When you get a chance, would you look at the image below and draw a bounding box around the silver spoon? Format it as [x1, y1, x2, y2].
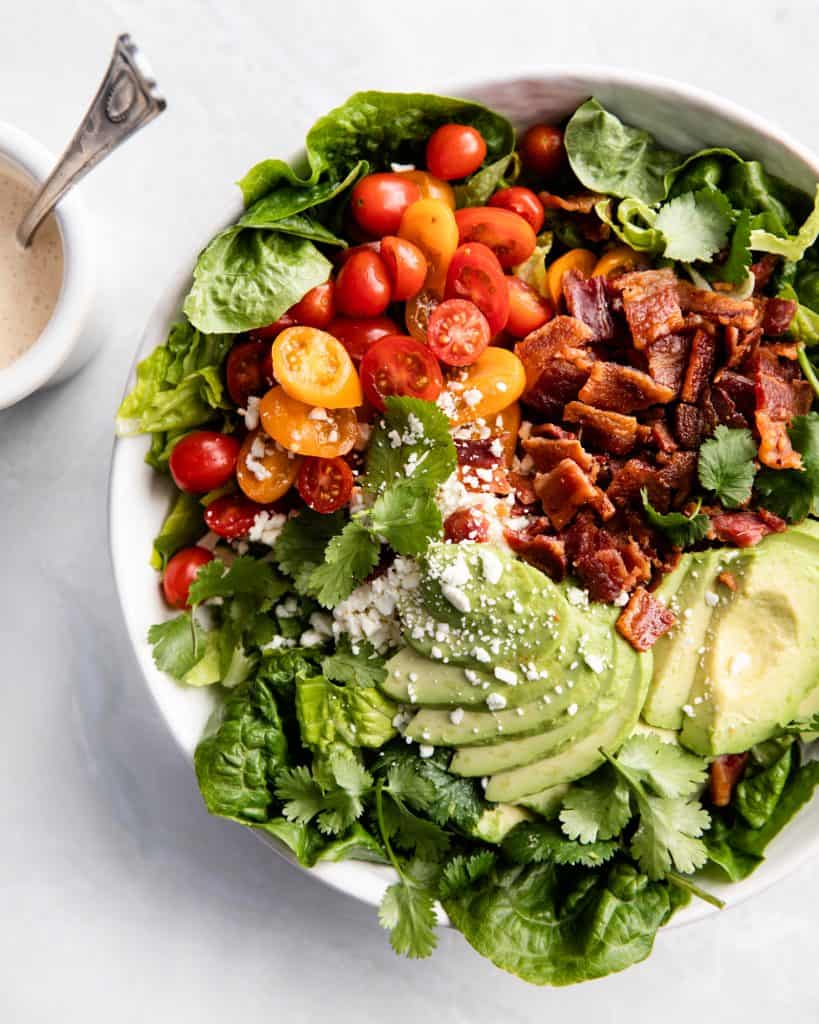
[17, 34, 166, 248]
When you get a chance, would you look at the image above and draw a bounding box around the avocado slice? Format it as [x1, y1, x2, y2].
[513, 784, 570, 818]
[680, 530, 819, 755]
[484, 649, 653, 803]
[469, 804, 533, 843]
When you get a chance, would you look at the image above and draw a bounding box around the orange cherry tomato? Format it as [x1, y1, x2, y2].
[444, 242, 510, 335]
[236, 428, 303, 503]
[272, 327, 362, 409]
[350, 173, 422, 237]
[428, 299, 491, 367]
[546, 248, 597, 307]
[380, 236, 428, 301]
[398, 198, 459, 294]
[259, 387, 358, 458]
[519, 124, 565, 178]
[297, 457, 354, 513]
[426, 124, 487, 181]
[396, 169, 456, 209]
[488, 187, 545, 233]
[327, 316, 399, 362]
[405, 289, 440, 343]
[163, 547, 214, 609]
[592, 245, 650, 277]
[454, 207, 537, 270]
[442, 347, 526, 425]
[335, 249, 392, 317]
[251, 281, 335, 338]
[505, 277, 554, 338]
[360, 335, 444, 411]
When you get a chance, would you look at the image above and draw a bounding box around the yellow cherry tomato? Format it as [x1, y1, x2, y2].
[272, 326, 362, 408]
[397, 169, 456, 209]
[236, 429, 302, 503]
[458, 400, 521, 465]
[444, 348, 526, 426]
[592, 244, 650, 278]
[260, 386, 358, 458]
[404, 288, 440, 343]
[546, 248, 597, 307]
[398, 198, 459, 295]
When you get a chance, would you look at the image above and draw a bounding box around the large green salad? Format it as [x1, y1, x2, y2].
[118, 91, 819, 985]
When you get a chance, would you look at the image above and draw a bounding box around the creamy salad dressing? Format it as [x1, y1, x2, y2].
[0, 158, 63, 370]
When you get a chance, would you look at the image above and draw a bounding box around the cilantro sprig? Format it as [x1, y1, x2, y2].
[698, 426, 758, 508]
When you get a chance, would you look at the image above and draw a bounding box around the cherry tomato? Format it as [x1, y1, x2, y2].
[426, 124, 487, 181]
[360, 335, 444, 411]
[350, 173, 422, 237]
[405, 289, 440, 343]
[333, 241, 382, 268]
[519, 124, 565, 178]
[488, 187, 545, 233]
[335, 249, 392, 317]
[455, 208, 536, 270]
[162, 547, 213, 609]
[204, 494, 265, 539]
[297, 456, 354, 513]
[236, 429, 303, 503]
[444, 242, 510, 335]
[398, 198, 459, 293]
[272, 326, 362, 408]
[260, 387, 358, 458]
[380, 236, 427, 301]
[225, 340, 275, 407]
[251, 282, 335, 338]
[505, 277, 554, 338]
[546, 248, 597, 306]
[444, 508, 490, 543]
[443, 347, 527, 425]
[396, 170, 456, 208]
[327, 316, 399, 362]
[592, 245, 649, 277]
[428, 299, 491, 367]
[169, 431, 240, 493]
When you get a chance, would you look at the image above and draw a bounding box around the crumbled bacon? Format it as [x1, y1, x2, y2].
[444, 508, 491, 544]
[656, 450, 698, 506]
[534, 458, 601, 530]
[615, 269, 684, 347]
[709, 754, 750, 807]
[522, 435, 593, 473]
[504, 521, 567, 580]
[454, 437, 504, 468]
[578, 360, 675, 412]
[648, 417, 679, 453]
[710, 510, 786, 547]
[762, 297, 797, 336]
[753, 349, 813, 470]
[516, 315, 594, 389]
[606, 458, 670, 511]
[508, 471, 538, 508]
[563, 401, 639, 455]
[539, 192, 600, 214]
[750, 255, 779, 292]
[646, 333, 690, 394]
[616, 587, 676, 651]
[576, 548, 633, 602]
[717, 570, 738, 591]
[677, 282, 764, 331]
[680, 329, 717, 404]
[562, 271, 616, 341]
[672, 402, 708, 449]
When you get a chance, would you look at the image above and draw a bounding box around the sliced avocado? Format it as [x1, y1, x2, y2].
[793, 518, 819, 543]
[681, 530, 819, 755]
[484, 650, 653, 803]
[630, 720, 681, 746]
[513, 783, 570, 819]
[469, 804, 532, 843]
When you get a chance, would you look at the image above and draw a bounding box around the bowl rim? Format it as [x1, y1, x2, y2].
[109, 63, 819, 932]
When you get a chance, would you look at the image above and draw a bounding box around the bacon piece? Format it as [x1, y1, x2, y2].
[680, 329, 717, 403]
[677, 282, 765, 330]
[531, 422, 577, 440]
[615, 269, 684, 347]
[562, 271, 616, 341]
[539, 192, 600, 214]
[648, 417, 679, 453]
[710, 754, 750, 807]
[762, 297, 797, 336]
[578, 360, 675, 412]
[717, 570, 738, 592]
[657, 450, 698, 506]
[672, 402, 707, 449]
[711, 510, 787, 548]
[444, 508, 490, 543]
[724, 325, 762, 369]
[576, 548, 633, 603]
[607, 458, 671, 512]
[713, 369, 756, 425]
[504, 522, 567, 580]
[522, 436, 593, 473]
[516, 316, 596, 419]
[751, 255, 779, 292]
[454, 437, 503, 468]
[616, 586, 676, 651]
[516, 315, 594, 389]
[646, 333, 690, 394]
[534, 458, 600, 530]
[563, 401, 639, 455]
[753, 350, 812, 470]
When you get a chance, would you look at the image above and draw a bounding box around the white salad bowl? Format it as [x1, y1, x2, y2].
[109, 66, 819, 931]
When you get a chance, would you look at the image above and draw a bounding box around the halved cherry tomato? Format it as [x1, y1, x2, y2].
[444, 508, 490, 543]
[592, 244, 649, 277]
[398, 198, 459, 294]
[428, 299, 491, 367]
[426, 124, 487, 181]
[225, 340, 275, 407]
[360, 335, 444, 411]
[546, 248, 597, 306]
[396, 170, 456, 209]
[297, 457, 354, 513]
[251, 281, 335, 338]
[327, 316, 399, 362]
[169, 431, 240, 493]
[443, 347, 526, 425]
[488, 187, 545, 233]
[454, 208, 536, 270]
[519, 124, 565, 178]
[236, 428, 303, 502]
[405, 289, 440, 343]
[380, 236, 427, 301]
[505, 277, 554, 338]
[335, 250, 392, 317]
[260, 387, 358, 458]
[204, 494, 265, 539]
[444, 242, 510, 335]
[163, 547, 213, 609]
[272, 326, 362, 408]
[350, 173, 422, 236]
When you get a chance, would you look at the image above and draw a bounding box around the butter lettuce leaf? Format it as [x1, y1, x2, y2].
[750, 184, 819, 260]
[150, 490, 204, 570]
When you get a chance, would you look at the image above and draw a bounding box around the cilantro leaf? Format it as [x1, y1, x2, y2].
[629, 795, 711, 878]
[559, 767, 632, 843]
[719, 208, 752, 285]
[641, 489, 710, 548]
[187, 556, 288, 610]
[366, 396, 456, 493]
[389, 803, 450, 860]
[273, 508, 345, 575]
[308, 521, 380, 608]
[502, 821, 618, 867]
[321, 638, 387, 689]
[655, 188, 733, 263]
[275, 765, 326, 825]
[369, 481, 442, 556]
[274, 750, 373, 836]
[755, 413, 819, 520]
[438, 851, 496, 899]
[615, 735, 709, 798]
[147, 614, 205, 679]
[698, 425, 757, 507]
[378, 881, 438, 959]
[385, 761, 438, 809]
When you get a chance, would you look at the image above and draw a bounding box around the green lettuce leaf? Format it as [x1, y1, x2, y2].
[735, 746, 793, 829]
[750, 184, 819, 260]
[755, 413, 819, 520]
[295, 674, 397, 751]
[150, 490, 204, 570]
[238, 160, 366, 222]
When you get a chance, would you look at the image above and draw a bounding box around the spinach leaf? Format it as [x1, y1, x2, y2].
[239, 161, 366, 222]
[240, 209, 348, 247]
[150, 490, 204, 570]
[735, 746, 793, 829]
[454, 154, 515, 208]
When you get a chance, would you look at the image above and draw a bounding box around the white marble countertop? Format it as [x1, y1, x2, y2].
[2, 1, 818, 1019]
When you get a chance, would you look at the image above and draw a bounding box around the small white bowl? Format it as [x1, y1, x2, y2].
[110, 66, 819, 931]
[0, 123, 97, 410]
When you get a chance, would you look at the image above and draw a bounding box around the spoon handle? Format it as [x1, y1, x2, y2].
[17, 34, 166, 248]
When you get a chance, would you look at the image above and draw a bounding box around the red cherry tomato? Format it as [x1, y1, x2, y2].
[505, 277, 554, 338]
[162, 547, 214, 609]
[444, 508, 491, 543]
[427, 299, 491, 367]
[488, 187, 545, 233]
[335, 250, 392, 317]
[519, 124, 565, 178]
[360, 335, 444, 411]
[455, 208, 537, 270]
[169, 431, 241, 493]
[225, 339, 275, 406]
[350, 173, 422, 236]
[444, 243, 510, 335]
[297, 456, 355, 513]
[327, 316, 399, 362]
[426, 124, 487, 181]
[251, 281, 335, 339]
[380, 236, 427, 301]
[204, 494, 265, 539]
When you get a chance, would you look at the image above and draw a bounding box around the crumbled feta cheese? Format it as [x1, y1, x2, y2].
[441, 584, 471, 613]
[682, 704, 695, 718]
[436, 390, 458, 418]
[613, 590, 630, 607]
[449, 708, 465, 725]
[248, 510, 287, 546]
[496, 381, 507, 393]
[331, 556, 420, 653]
[566, 586, 589, 608]
[704, 590, 719, 607]
[300, 629, 325, 647]
[463, 387, 483, 407]
[567, 703, 579, 717]
[418, 744, 435, 758]
[261, 634, 296, 651]
[308, 406, 329, 421]
[472, 646, 491, 664]
[241, 395, 260, 431]
[494, 666, 518, 686]
[479, 548, 503, 585]
[245, 435, 272, 481]
[486, 692, 507, 711]
[431, 645, 443, 660]
[584, 653, 606, 674]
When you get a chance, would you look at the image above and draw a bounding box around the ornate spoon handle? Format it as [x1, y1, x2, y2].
[17, 34, 166, 247]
